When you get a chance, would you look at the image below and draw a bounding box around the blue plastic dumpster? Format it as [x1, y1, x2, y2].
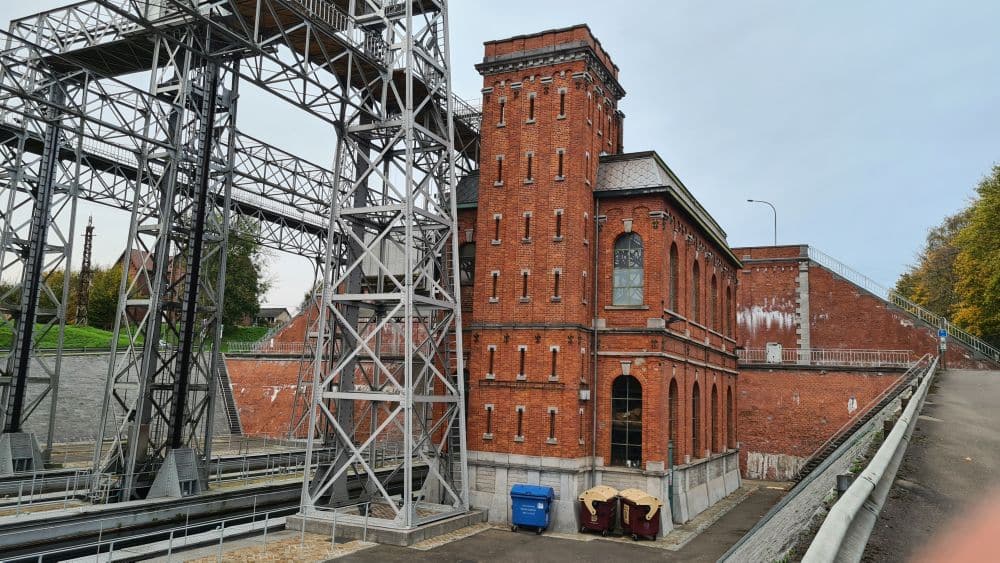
[510, 484, 555, 534]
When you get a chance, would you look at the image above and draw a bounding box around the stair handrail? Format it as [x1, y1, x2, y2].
[793, 353, 932, 481]
[807, 247, 1000, 362]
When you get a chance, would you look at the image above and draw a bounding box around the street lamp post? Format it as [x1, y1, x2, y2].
[747, 199, 777, 246]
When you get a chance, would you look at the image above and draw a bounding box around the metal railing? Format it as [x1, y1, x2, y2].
[738, 348, 915, 368]
[802, 355, 939, 562]
[807, 247, 1000, 363]
[9, 491, 293, 562]
[794, 354, 933, 482]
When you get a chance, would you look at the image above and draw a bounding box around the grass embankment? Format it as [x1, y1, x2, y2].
[0, 323, 269, 351]
[0, 324, 130, 350]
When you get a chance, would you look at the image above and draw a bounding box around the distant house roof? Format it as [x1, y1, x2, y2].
[257, 307, 290, 318]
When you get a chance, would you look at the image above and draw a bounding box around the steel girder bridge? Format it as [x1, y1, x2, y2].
[0, 0, 477, 530]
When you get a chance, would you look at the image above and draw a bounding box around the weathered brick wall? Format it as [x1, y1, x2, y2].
[734, 244, 996, 369]
[225, 357, 302, 436]
[723, 384, 906, 562]
[737, 367, 903, 479]
[734, 247, 802, 349]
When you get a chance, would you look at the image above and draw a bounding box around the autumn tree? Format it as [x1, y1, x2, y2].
[952, 165, 1000, 346]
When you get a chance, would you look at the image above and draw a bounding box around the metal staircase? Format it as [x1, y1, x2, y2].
[216, 357, 243, 436]
[807, 247, 1000, 364]
[792, 354, 935, 482]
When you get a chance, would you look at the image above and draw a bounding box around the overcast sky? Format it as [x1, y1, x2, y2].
[2, 1, 998, 310]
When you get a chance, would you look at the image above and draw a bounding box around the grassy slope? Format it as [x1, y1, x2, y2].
[0, 323, 269, 351]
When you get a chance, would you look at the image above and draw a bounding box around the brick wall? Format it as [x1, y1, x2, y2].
[225, 358, 303, 436]
[738, 367, 904, 479]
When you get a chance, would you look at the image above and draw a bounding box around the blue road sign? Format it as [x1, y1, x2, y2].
[938, 329, 948, 338]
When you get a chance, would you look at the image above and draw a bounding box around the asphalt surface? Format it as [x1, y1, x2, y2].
[862, 369, 1000, 562]
[336, 486, 786, 563]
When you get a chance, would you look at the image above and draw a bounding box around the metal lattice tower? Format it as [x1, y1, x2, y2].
[75, 215, 94, 326]
[0, 0, 475, 514]
[298, 1, 470, 528]
[0, 35, 80, 472]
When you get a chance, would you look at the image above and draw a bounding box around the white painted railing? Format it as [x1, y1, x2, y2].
[738, 348, 915, 368]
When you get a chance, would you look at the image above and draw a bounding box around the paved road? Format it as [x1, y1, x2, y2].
[863, 369, 1000, 562]
[337, 486, 785, 563]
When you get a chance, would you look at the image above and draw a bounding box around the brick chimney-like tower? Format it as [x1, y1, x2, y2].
[466, 26, 624, 459]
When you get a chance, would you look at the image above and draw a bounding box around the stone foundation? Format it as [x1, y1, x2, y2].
[468, 448, 741, 535]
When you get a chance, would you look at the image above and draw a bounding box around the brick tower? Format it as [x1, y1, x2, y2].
[463, 25, 625, 525]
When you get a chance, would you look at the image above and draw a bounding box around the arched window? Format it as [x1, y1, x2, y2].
[691, 260, 701, 323]
[691, 381, 701, 457]
[725, 285, 732, 336]
[459, 243, 475, 285]
[613, 233, 644, 306]
[668, 378, 679, 460]
[710, 274, 718, 329]
[711, 384, 720, 453]
[668, 243, 679, 311]
[726, 386, 735, 449]
[611, 374, 642, 467]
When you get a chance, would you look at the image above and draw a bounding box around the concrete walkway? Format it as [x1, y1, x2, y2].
[863, 369, 1000, 562]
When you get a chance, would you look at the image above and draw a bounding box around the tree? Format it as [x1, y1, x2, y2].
[895, 209, 969, 318]
[205, 218, 272, 328]
[88, 264, 123, 331]
[953, 165, 1000, 346]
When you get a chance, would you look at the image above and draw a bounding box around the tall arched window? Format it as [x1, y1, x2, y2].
[691, 260, 701, 323]
[691, 381, 701, 457]
[725, 285, 732, 336]
[711, 384, 720, 453]
[710, 274, 718, 329]
[726, 386, 735, 449]
[611, 374, 642, 467]
[613, 233, 644, 306]
[668, 378, 679, 460]
[459, 243, 475, 285]
[668, 243, 679, 311]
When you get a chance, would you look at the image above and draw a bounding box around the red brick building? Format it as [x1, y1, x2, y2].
[460, 26, 742, 531]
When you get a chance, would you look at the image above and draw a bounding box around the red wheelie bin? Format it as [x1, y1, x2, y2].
[577, 485, 618, 536]
[618, 488, 663, 541]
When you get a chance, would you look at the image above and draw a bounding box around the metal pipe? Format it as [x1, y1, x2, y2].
[591, 200, 600, 483]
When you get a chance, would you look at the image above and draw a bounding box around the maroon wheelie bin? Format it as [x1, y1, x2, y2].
[618, 488, 663, 541]
[577, 485, 618, 536]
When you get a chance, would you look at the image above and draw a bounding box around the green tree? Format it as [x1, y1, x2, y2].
[895, 210, 969, 318]
[88, 264, 123, 330]
[953, 165, 1000, 346]
[207, 219, 271, 328]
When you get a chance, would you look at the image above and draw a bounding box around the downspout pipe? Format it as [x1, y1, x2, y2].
[591, 200, 600, 485]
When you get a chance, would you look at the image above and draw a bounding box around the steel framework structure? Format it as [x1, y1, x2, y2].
[0, 0, 472, 521]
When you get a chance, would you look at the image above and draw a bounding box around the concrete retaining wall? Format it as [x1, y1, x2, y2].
[468, 448, 741, 535]
[16, 353, 229, 445]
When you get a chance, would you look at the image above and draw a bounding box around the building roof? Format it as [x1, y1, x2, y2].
[257, 306, 290, 318]
[595, 151, 740, 266]
[451, 152, 739, 266]
[456, 173, 479, 209]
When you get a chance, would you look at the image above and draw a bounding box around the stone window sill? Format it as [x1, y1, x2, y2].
[553, 236, 564, 242]
[519, 297, 531, 304]
[604, 304, 650, 311]
[493, 181, 504, 187]
[546, 438, 558, 445]
[483, 433, 494, 440]
[488, 297, 499, 304]
[490, 239, 501, 246]
[516, 374, 527, 381]
[514, 436, 524, 443]
[550, 296, 562, 303]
